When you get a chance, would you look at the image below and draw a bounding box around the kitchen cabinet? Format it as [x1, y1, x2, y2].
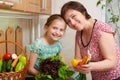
[40, 0, 52, 14]
[25, 0, 40, 13]
[0, 0, 52, 14]
[0, 0, 25, 11]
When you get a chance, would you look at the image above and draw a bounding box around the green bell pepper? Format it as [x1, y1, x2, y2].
[15, 61, 25, 71]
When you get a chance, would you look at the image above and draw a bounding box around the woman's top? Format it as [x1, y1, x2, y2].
[76, 20, 120, 80]
[29, 38, 62, 70]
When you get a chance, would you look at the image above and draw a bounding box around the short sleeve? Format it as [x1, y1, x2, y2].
[29, 39, 41, 54]
[56, 40, 62, 53]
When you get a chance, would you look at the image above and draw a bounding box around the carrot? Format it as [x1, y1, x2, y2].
[79, 55, 88, 66]
[11, 54, 22, 67]
[78, 50, 91, 66]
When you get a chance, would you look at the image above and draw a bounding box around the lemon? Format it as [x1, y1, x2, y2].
[71, 59, 79, 67]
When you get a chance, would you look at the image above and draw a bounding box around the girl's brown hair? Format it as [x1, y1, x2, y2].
[45, 14, 66, 27]
[61, 1, 91, 20]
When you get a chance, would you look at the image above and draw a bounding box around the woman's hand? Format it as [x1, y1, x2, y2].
[74, 63, 91, 74]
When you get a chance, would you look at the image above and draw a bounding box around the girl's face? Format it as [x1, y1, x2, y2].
[45, 19, 66, 41]
[64, 9, 87, 31]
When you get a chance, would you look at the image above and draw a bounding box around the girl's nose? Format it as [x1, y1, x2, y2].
[55, 30, 60, 34]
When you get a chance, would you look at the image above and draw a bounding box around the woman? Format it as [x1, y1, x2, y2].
[61, 1, 120, 80]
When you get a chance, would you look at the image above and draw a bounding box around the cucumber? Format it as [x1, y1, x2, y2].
[7, 59, 13, 72]
[1, 60, 7, 72]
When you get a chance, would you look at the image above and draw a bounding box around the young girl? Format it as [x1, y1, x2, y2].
[28, 14, 67, 75]
[61, 1, 120, 80]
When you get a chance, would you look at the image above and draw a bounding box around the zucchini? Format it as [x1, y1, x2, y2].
[1, 60, 7, 72]
[7, 59, 13, 72]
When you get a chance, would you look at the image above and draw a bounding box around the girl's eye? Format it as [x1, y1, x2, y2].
[53, 27, 57, 30]
[60, 29, 65, 32]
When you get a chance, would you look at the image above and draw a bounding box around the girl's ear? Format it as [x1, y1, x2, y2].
[44, 25, 49, 32]
[45, 25, 48, 30]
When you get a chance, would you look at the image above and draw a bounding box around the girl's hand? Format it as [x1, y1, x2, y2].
[74, 63, 91, 74]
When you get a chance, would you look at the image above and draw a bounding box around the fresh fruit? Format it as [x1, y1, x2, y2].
[3, 53, 12, 61]
[19, 55, 26, 65]
[71, 59, 79, 67]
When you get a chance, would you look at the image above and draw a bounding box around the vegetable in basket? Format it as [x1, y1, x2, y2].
[7, 59, 13, 71]
[35, 55, 74, 80]
[15, 55, 27, 71]
[0, 59, 2, 72]
[11, 54, 22, 68]
[3, 53, 12, 61]
[0, 54, 3, 72]
[1, 60, 7, 72]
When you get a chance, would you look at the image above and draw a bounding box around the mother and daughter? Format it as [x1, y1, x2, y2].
[28, 1, 120, 80]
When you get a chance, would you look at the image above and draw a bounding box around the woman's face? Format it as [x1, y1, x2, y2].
[64, 9, 86, 31]
[45, 19, 66, 41]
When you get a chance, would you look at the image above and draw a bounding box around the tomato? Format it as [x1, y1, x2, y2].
[3, 53, 12, 61]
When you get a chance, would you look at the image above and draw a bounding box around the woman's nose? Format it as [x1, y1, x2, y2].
[69, 19, 75, 25]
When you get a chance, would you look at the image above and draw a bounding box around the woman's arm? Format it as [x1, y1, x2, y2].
[28, 52, 39, 75]
[90, 32, 117, 71]
[75, 32, 117, 74]
[75, 38, 82, 60]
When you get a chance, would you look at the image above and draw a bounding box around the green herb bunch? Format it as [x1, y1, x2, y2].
[35, 55, 74, 80]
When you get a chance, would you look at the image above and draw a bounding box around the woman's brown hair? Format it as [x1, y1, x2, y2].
[61, 1, 91, 20]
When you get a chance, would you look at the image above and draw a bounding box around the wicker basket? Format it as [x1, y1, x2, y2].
[0, 40, 28, 80]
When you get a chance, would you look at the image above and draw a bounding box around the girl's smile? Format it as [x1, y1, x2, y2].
[46, 19, 66, 41]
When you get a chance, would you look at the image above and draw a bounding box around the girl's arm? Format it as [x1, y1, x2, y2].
[28, 52, 39, 75]
[90, 32, 117, 71]
[59, 52, 67, 64]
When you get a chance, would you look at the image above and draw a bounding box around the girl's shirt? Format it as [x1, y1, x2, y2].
[29, 38, 62, 70]
[76, 20, 120, 80]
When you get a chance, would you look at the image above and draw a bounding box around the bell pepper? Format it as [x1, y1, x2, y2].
[0, 59, 2, 72]
[19, 55, 26, 65]
[15, 61, 25, 72]
[3, 53, 12, 61]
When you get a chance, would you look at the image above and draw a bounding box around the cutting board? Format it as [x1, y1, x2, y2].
[15, 27, 23, 55]
[0, 30, 6, 54]
[6, 26, 15, 54]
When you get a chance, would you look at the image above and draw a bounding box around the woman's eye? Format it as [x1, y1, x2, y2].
[66, 20, 70, 24]
[72, 15, 75, 19]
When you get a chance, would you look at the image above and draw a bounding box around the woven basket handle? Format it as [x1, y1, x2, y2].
[0, 40, 27, 57]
